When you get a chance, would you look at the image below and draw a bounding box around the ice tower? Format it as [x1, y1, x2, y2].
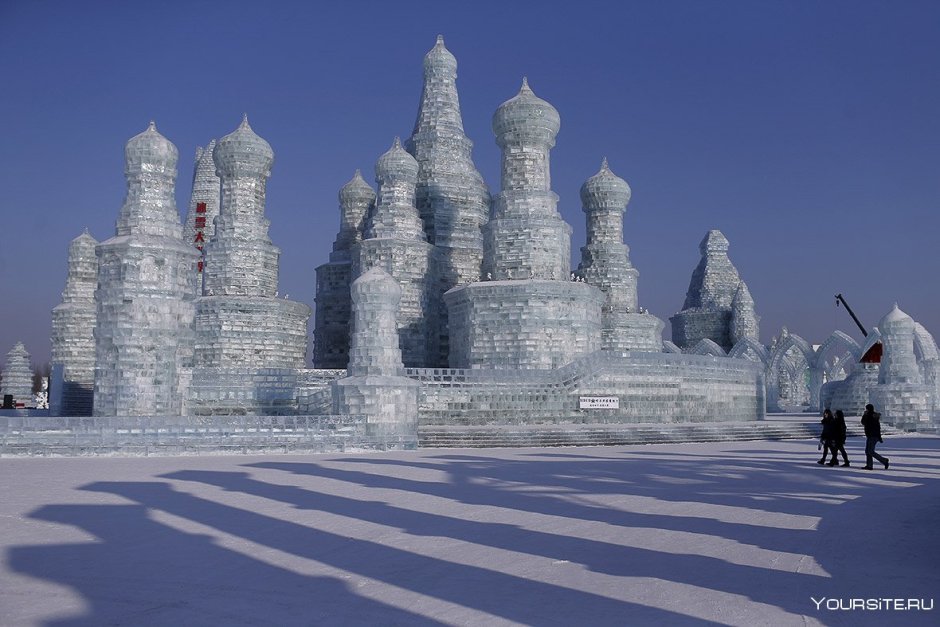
[314, 170, 375, 368]
[406, 36, 490, 366]
[2, 342, 33, 408]
[446, 79, 604, 369]
[332, 268, 419, 438]
[193, 116, 310, 373]
[94, 122, 199, 416]
[870, 304, 932, 428]
[353, 138, 436, 367]
[50, 230, 98, 415]
[577, 159, 663, 351]
[671, 230, 754, 352]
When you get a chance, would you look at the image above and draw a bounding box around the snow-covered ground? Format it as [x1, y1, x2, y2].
[1, 436, 938, 626]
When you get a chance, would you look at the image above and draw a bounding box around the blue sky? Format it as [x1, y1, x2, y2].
[1, 0, 937, 366]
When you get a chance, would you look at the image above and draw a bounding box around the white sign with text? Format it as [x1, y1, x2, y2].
[579, 396, 620, 409]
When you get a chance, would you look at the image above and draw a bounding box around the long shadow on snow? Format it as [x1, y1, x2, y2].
[62, 479, 696, 626]
[7, 502, 441, 627]
[165, 468, 827, 617]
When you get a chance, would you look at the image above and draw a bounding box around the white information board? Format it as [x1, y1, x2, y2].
[579, 396, 620, 409]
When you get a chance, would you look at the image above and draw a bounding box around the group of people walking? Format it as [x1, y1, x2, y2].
[817, 404, 890, 470]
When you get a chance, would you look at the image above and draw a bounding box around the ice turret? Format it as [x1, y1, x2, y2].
[116, 121, 184, 238]
[406, 36, 490, 366]
[50, 230, 98, 415]
[334, 170, 375, 256]
[870, 304, 932, 429]
[368, 138, 425, 240]
[191, 116, 310, 414]
[346, 268, 405, 377]
[203, 115, 279, 297]
[578, 160, 662, 351]
[1, 342, 33, 408]
[878, 304, 921, 385]
[355, 138, 435, 367]
[446, 79, 603, 369]
[484, 78, 568, 281]
[94, 122, 198, 416]
[313, 170, 376, 368]
[332, 268, 419, 439]
[670, 230, 749, 351]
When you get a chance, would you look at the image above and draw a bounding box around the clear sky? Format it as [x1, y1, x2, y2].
[1, 0, 937, 367]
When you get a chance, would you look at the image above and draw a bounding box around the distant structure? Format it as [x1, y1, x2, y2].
[50, 230, 98, 415]
[93, 121, 199, 416]
[671, 230, 757, 352]
[2, 342, 33, 408]
[183, 139, 221, 290]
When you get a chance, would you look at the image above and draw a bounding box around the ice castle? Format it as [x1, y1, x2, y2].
[38, 36, 939, 446]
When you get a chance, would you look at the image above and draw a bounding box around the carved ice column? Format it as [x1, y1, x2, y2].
[353, 138, 435, 367]
[192, 116, 311, 415]
[332, 268, 418, 439]
[870, 304, 931, 428]
[94, 122, 199, 416]
[50, 230, 98, 415]
[313, 170, 375, 368]
[406, 36, 490, 366]
[577, 160, 663, 352]
[446, 79, 603, 369]
[670, 230, 746, 351]
[183, 139, 220, 293]
[2, 342, 33, 407]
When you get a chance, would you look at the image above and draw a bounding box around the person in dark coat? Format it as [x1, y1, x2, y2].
[828, 410, 850, 466]
[817, 409, 837, 465]
[861, 403, 889, 470]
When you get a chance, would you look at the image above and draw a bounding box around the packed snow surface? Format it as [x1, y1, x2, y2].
[2, 437, 938, 626]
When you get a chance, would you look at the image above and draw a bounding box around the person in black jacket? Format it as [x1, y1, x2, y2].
[861, 403, 889, 470]
[828, 410, 850, 466]
[817, 409, 837, 465]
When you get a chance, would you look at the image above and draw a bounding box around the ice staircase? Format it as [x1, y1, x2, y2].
[417, 414, 902, 448]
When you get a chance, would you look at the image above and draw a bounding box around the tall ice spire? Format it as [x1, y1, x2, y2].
[406, 35, 490, 366]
